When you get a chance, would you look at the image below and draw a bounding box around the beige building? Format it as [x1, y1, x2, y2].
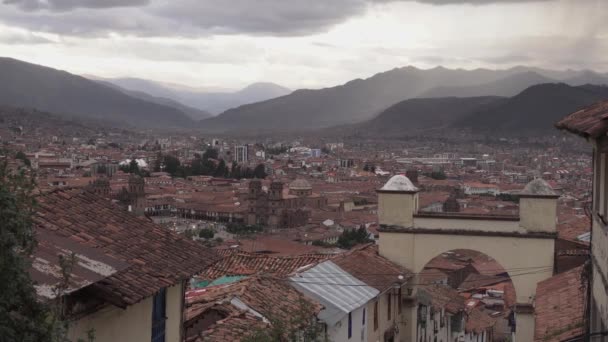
[376, 175, 558, 342]
[556, 101, 608, 340]
[31, 188, 218, 342]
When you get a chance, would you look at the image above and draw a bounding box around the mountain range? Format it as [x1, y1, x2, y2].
[96, 77, 291, 115]
[0, 57, 195, 128]
[2, 56, 608, 135]
[341, 83, 608, 137]
[200, 66, 608, 132]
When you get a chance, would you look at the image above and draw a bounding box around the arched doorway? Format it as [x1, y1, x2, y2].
[416, 249, 523, 342]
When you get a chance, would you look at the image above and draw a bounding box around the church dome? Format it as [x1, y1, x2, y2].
[289, 178, 312, 190]
[379, 175, 418, 192]
[521, 178, 557, 196]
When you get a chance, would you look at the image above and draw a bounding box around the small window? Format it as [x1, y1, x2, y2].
[398, 288, 402, 314]
[387, 293, 392, 320]
[348, 312, 352, 339]
[374, 301, 379, 331]
[152, 288, 167, 342]
[362, 308, 366, 326]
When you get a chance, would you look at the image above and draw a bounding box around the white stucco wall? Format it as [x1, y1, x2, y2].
[328, 305, 367, 342]
[68, 283, 183, 342]
[378, 192, 417, 227]
[519, 197, 557, 232]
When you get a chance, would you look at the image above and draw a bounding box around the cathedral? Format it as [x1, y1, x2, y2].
[246, 178, 327, 228]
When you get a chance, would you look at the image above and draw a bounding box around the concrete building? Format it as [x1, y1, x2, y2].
[234, 144, 249, 164]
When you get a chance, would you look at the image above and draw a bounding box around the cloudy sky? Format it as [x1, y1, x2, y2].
[0, 0, 606, 90]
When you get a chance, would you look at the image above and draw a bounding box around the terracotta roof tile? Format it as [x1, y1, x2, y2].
[33, 188, 220, 306]
[187, 276, 322, 341]
[332, 244, 412, 291]
[555, 100, 608, 138]
[534, 265, 586, 342]
[198, 251, 330, 280]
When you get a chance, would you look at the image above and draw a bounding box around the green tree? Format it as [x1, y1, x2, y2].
[231, 163, 241, 179]
[163, 155, 181, 176]
[15, 151, 31, 167]
[429, 170, 447, 180]
[337, 227, 371, 249]
[213, 160, 227, 178]
[128, 159, 139, 174]
[153, 152, 162, 172]
[198, 228, 215, 239]
[243, 167, 254, 179]
[253, 164, 267, 179]
[202, 148, 219, 160]
[0, 158, 55, 340]
[201, 159, 216, 176]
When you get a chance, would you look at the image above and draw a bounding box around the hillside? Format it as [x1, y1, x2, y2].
[420, 71, 555, 98]
[199, 66, 522, 132]
[455, 83, 608, 134]
[342, 96, 505, 137]
[0, 58, 195, 128]
[0, 106, 104, 138]
[98, 81, 213, 120]
[338, 83, 608, 137]
[100, 77, 291, 114]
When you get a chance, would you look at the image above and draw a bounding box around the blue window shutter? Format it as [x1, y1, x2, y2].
[348, 312, 352, 339]
[152, 288, 167, 342]
[362, 308, 366, 325]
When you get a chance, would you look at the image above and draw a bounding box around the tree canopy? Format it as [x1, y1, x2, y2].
[0, 158, 55, 340]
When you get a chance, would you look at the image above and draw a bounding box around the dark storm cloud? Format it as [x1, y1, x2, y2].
[3, 0, 149, 11]
[0, 0, 369, 37]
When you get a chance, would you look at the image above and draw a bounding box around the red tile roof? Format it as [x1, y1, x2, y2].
[419, 284, 465, 314]
[198, 251, 330, 280]
[534, 265, 587, 342]
[194, 312, 269, 342]
[221, 236, 326, 256]
[33, 188, 220, 306]
[555, 100, 608, 138]
[465, 307, 497, 334]
[332, 244, 412, 291]
[187, 276, 321, 341]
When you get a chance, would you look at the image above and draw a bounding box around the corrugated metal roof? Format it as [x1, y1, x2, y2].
[289, 260, 379, 325]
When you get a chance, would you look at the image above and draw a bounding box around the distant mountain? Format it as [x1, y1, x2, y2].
[0, 58, 195, 128]
[200, 66, 526, 132]
[186, 82, 292, 114]
[455, 83, 608, 134]
[565, 71, 608, 86]
[338, 83, 608, 137]
[420, 71, 555, 98]
[100, 77, 179, 100]
[98, 80, 213, 120]
[200, 66, 608, 133]
[342, 96, 506, 137]
[98, 77, 291, 114]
